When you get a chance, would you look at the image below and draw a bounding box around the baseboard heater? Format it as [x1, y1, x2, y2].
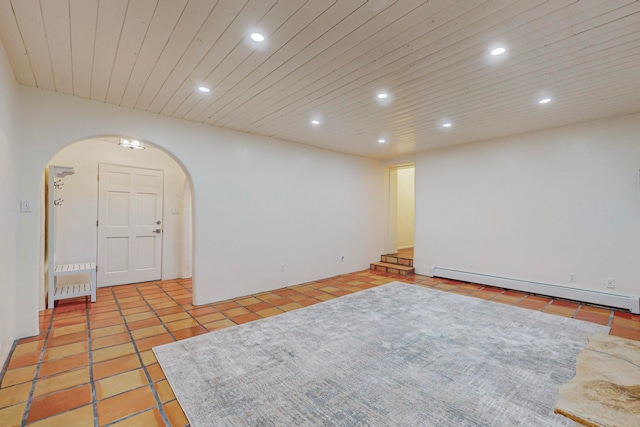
[432, 267, 640, 314]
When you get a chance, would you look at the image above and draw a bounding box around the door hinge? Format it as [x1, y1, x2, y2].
[96, 265, 98, 272]
[96, 220, 99, 226]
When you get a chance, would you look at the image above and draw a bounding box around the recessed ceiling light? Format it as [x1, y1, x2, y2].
[378, 138, 386, 143]
[198, 86, 210, 93]
[539, 98, 552, 104]
[442, 122, 452, 128]
[377, 93, 388, 99]
[491, 47, 506, 56]
[311, 120, 320, 125]
[250, 32, 265, 42]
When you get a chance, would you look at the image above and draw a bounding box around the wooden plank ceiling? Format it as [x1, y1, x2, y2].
[1, 0, 639, 159]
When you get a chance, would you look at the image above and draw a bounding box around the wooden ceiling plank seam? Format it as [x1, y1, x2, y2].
[405, 77, 640, 148]
[180, 0, 308, 121]
[91, 0, 130, 103]
[149, 0, 250, 115]
[102, 0, 132, 104]
[175, 1, 336, 118]
[148, 0, 258, 114]
[208, 0, 450, 127]
[134, 0, 220, 111]
[128, 0, 194, 109]
[0, 0, 36, 86]
[266, 54, 640, 145]
[371, 79, 640, 148]
[185, 0, 366, 122]
[119, 0, 189, 108]
[222, 0, 533, 132]
[225, 0, 544, 130]
[40, 0, 73, 94]
[282, 92, 633, 158]
[69, 0, 98, 98]
[241, 0, 560, 135]
[564, 0, 636, 19]
[398, 22, 637, 112]
[203, 0, 428, 125]
[157, 0, 268, 117]
[171, 2, 280, 120]
[168, 0, 284, 119]
[11, 0, 55, 89]
[37, 0, 58, 90]
[296, 27, 640, 138]
[242, 0, 616, 134]
[252, 0, 588, 135]
[255, 9, 640, 137]
[105, 0, 158, 105]
[532, 6, 640, 51]
[324, 66, 640, 148]
[571, 2, 640, 35]
[195, 0, 385, 124]
[293, 44, 640, 141]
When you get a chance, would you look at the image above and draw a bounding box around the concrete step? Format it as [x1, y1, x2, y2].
[370, 261, 415, 276]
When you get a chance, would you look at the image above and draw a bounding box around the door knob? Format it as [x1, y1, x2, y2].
[152, 229, 162, 234]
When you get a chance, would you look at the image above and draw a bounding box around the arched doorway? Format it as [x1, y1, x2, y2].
[40, 136, 194, 310]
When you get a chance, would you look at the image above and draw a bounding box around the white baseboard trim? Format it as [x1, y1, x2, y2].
[432, 267, 640, 314]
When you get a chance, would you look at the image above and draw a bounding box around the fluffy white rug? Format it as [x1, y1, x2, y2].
[154, 282, 608, 426]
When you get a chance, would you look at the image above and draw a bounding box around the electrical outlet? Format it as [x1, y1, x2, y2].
[606, 278, 615, 289]
[280, 264, 285, 272]
[569, 273, 576, 282]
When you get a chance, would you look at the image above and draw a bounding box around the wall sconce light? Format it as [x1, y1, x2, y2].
[118, 138, 145, 150]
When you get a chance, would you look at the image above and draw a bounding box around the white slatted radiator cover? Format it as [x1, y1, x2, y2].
[432, 267, 640, 314]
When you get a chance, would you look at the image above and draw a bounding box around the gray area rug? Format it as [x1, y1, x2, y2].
[153, 282, 609, 426]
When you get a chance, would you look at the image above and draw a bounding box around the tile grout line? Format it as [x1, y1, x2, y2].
[100, 283, 172, 427]
[572, 305, 581, 319]
[153, 281, 225, 334]
[0, 337, 20, 387]
[89, 295, 100, 427]
[5, 274, 640, 426]
[129, 282, 173, 427]
[540, 298, 555, 311]
[607, 310, 615, 328]
[20, 304, 56, 426]
[141, 286, 195, 336]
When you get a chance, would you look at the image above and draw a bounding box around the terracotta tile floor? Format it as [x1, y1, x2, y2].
[1, 271, 639, 426]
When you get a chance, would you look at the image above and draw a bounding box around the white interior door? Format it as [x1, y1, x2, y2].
[97, 164, 163, 287]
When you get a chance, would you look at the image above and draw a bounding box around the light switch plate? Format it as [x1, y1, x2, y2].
[20, 200, 32, 212]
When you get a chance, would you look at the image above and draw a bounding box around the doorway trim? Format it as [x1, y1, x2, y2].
[386, 164, 415, 256]
[40, 135, 195, 312]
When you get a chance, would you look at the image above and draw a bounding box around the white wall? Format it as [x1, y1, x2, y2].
[415, 113, 640, 299]
[0, 41, 18, 366]
[14, 87, 388, 338]
[49, 139, 188, 283]
[182, 180, 193, 278]
[397, 166, 415, 249]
